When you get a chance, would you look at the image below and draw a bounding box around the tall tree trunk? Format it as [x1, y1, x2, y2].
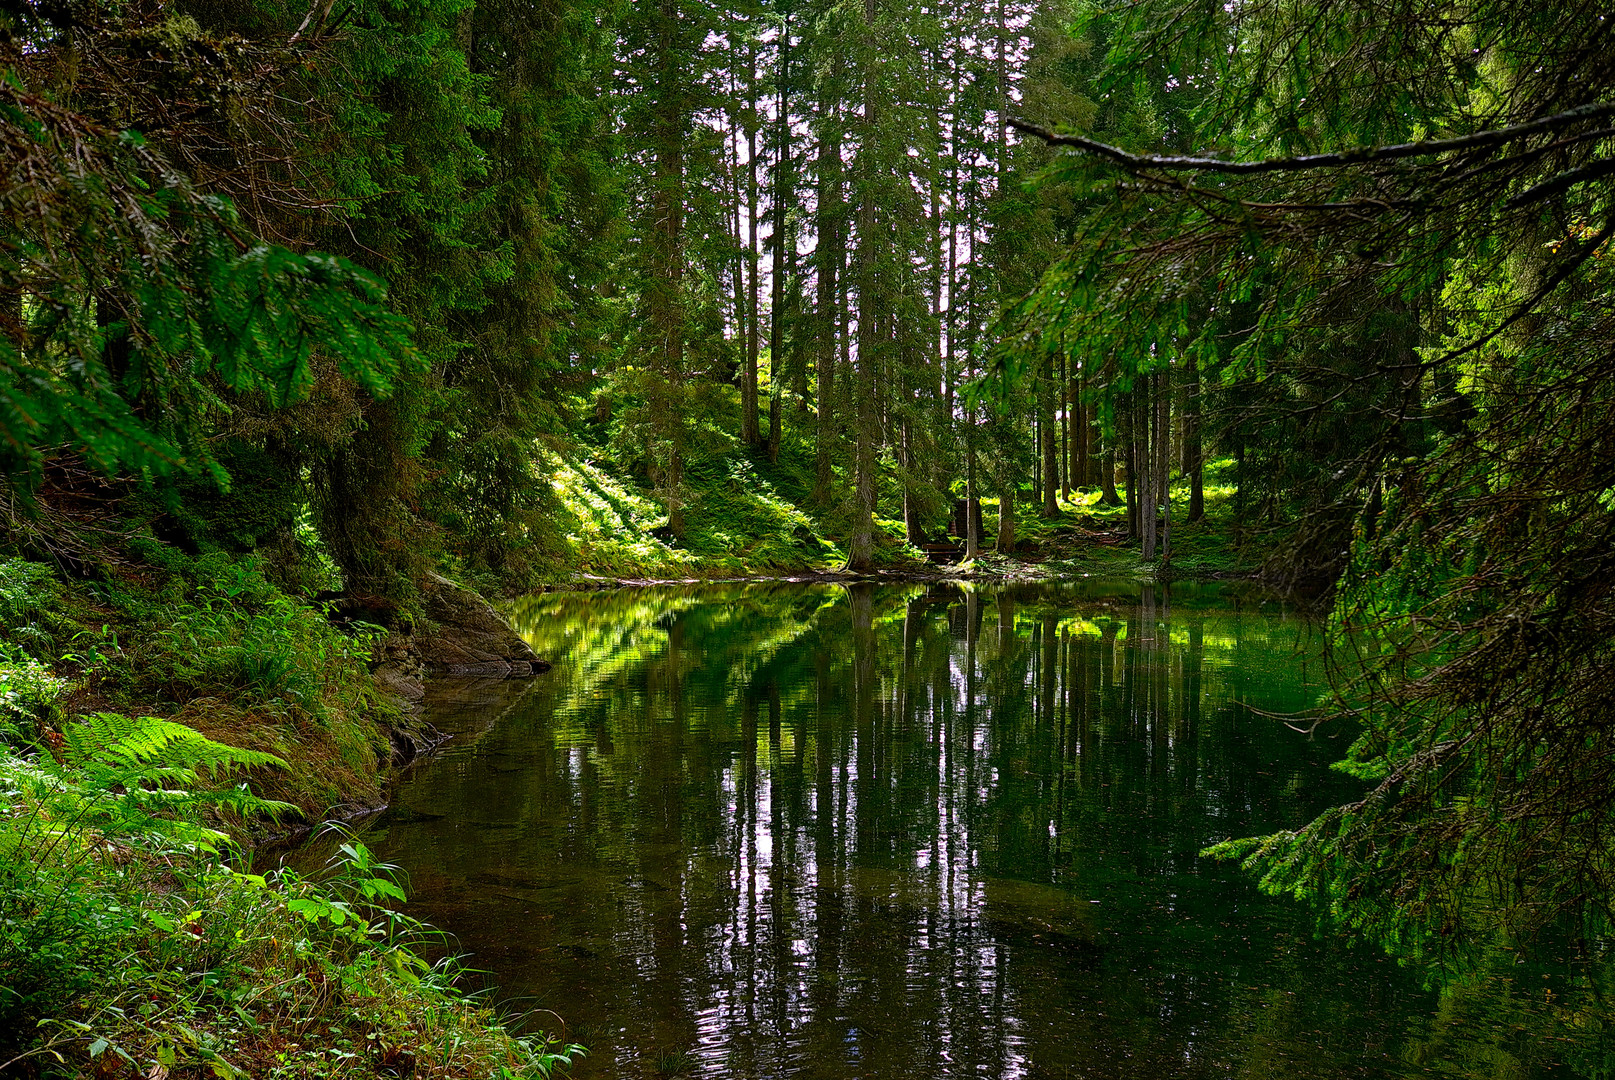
[651, 0, 686, 538]
[1032, 412, 1042, 508]
[726, 70, 746, 388]
[846, 0, 879, 573]
[1060, 349, 1071, 502]
[742, 39, 762, 448]
[1234, 440, 1246, 519]
[1041, 373, 1058, 517]
[930, 85, 950, 501]
[1125, 398, 1139, 539]
[1154, 368, 1171, 557]
[767, 19, 791, 464]
[1100, 433, 1120, 506]
[1074, 373, 1091, 494]
[903, 418, 926, 544]
[1086, 401, 1099, 486]
[996, 465, 1016, 553]
[965, 437, 980, 559]
[1184, 349, 1204, 523]
[1140, 390, 1157, 560]
[812, 121, 842, 504]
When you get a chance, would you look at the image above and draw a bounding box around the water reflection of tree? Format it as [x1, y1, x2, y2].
[382, 586, 1605, 1078]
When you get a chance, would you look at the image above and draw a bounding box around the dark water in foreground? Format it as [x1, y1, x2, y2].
[351, 582, 1613, 1079]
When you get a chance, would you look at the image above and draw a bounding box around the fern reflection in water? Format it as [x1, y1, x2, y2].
[368, 583, 1615, 1080]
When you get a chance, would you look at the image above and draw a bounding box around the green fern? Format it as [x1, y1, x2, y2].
[63, 714, 291, 845]
[63, 712, 282, 775]
[0, 714, 295, 863]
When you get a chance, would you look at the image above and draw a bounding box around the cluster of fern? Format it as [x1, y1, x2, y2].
[0, 712, 581, 1080]
[0, 549, 399, 820]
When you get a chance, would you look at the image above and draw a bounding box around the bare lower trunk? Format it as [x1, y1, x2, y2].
[1185, 350, 1204, 522]
[1153, 370, 1170, 559]
[903, 419, 926, 545]
[1042, 377, 1059, 516]
[1140, 391, 1157, 560]
[965, 440, 980, 559]
[1060, 351, 1071, 502]
[742, 41, 762, 448]
[996, 475, 1016, 553]
[1100, 438, 1119, 505]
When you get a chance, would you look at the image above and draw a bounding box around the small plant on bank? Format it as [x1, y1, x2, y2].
[0, 715, 583, 1080]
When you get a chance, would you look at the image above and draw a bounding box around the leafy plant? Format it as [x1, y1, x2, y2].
[0, 646, 67, 748]
[0, 714, 289, 1049]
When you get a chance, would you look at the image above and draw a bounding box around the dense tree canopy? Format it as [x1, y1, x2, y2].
[3, 0, 1614, 954]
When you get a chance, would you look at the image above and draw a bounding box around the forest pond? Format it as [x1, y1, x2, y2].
[331, 583, 1611, 1079]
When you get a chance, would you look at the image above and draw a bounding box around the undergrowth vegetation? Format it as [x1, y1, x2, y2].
[0, 532, 581, 1080]
[509, 392, 1254, 588]
[521, 407, 842, 583]
[0, 715, 580, 1080]
[0, 548, 399, 820]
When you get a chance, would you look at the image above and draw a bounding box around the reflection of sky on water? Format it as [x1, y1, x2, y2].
[354, 583, 1607, 1080]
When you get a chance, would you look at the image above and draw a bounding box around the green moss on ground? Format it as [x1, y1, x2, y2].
[508, 422, 1256, 588]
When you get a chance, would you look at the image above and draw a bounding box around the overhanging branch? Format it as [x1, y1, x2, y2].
[1009, 102, 1615, 175]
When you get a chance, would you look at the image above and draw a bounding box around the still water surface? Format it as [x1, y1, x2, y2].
[355, 582, 1610, 1079]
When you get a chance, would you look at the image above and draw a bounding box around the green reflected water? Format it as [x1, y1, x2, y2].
[359, 582, 1612, 1079]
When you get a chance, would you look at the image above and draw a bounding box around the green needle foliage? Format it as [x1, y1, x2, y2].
[0, 76, 420, 492]
[1002, 0, 1615, 954]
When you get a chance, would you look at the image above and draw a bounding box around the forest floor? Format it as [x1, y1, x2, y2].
[517, 395, 1250, 592]
[528, 436, 1250, 592]
[539, 485, 1253, 591]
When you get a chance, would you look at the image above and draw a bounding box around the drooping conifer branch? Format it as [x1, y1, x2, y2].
[1009, 102, 1615, 175]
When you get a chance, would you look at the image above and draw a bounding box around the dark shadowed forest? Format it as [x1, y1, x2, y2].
[3, 0, 1614, 1076]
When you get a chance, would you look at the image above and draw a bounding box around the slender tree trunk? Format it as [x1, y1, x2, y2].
[903, 418, 925, 544]
[1140, 390, 1157, 560]
[1154, 368, 1171, 557]
[649, 0, 687, 539]
[742, 39, 762, 448]
[846, 0, 879, 573]
[812, 120, 842, 503]
[1162, 439, 1174, 567]
[965, 437, 980, 558]
[1032, 412, 1043, 508]
[996, 466, 1016, 553]
[1234, 440, 1245, 519]
[962, 149, 981, 560]
[1125, 398, 1138, 539]
[1060, 349, 1071, 502]
[928, 88, 949, 502]
[1100, 434, 1120, 506]
[944, 67, 960, 430]
[767, 20, 791, 464]
[726, 70, 746, 388]
[1075, 374, 1091, 494]
[1042, 373, 1058, 517]
[1184, 349, 1204, 522]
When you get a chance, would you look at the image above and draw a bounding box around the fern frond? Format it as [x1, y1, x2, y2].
[64, 713, 286, 776]
[49, 714, 295, 846]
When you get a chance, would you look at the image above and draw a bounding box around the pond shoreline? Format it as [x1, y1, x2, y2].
[542, 552, 1266, 591]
